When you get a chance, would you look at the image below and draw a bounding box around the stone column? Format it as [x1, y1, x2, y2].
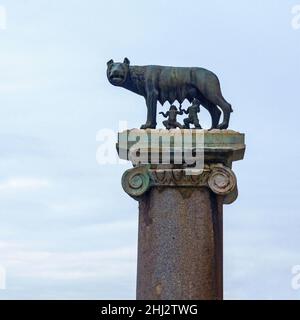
[117, 129, 245, 300]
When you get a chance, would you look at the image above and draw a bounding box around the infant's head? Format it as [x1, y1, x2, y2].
[193, 98, 200, 106]
[169, 105, 178, 111]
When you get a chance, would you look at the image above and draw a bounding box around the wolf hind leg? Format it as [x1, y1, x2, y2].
[200, 99, 221, 129]
[215, 96, 232, 129]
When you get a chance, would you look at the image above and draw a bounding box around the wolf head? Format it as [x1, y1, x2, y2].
[106, 57, 130, 86]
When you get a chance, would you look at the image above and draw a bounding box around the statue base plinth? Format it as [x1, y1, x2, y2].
[117, 129, 245, 300]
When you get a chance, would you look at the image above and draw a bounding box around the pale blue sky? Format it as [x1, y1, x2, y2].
[0, 0, 299, 299]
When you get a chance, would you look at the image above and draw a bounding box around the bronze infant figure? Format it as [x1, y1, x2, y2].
[159, 105, 184, 129]
[180, 98, 202, 129]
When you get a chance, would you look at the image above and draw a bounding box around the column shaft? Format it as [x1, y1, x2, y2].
[136, 187, 223, 300]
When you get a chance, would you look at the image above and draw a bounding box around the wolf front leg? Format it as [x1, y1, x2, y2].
[141, 90, 158, 129]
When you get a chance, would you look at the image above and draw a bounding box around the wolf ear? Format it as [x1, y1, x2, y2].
[123, 57, 130, 65]
[107, 59, 114, 67]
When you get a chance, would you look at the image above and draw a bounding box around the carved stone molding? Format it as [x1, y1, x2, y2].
[121, 164, 238, 203]
[149, 168, 211, 187]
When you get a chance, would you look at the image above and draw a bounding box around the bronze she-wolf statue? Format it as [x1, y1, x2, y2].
[107, 58, 233, 129]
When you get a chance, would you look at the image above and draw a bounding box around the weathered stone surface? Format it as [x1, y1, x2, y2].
[117, 128, 245, 300]
[137, 187, 223, 300]
[117, 129, 245, 167]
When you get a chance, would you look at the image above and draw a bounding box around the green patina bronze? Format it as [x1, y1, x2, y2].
[107, 58, 233, 129]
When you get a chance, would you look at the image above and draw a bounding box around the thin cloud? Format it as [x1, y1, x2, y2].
[0, 240, 136, 281]
[0, 178, 50, 191]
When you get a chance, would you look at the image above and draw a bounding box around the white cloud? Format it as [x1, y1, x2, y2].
[0, 178, 50, 191]
[0, 240, 136, 282]
[0, 84, 35, 93]
[79, 220, 137, 234]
